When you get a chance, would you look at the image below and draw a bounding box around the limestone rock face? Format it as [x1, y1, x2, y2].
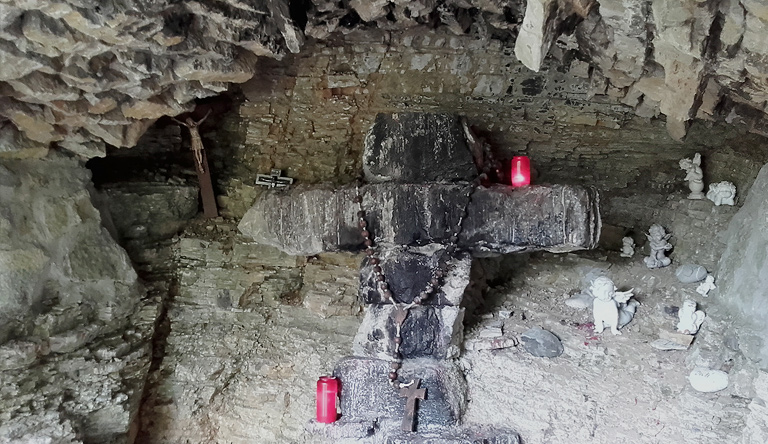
[717, 162, 768, 368]
[0, 155, 153, 443]
[238, 183, 601, 256]
[0, 156, 141, 345]
[0, 0, 301, 156]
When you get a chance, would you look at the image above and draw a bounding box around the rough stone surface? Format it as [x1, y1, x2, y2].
[352, 305, 465, 360]
[363, 113, 477, 183]
[2, 0, 768, 153]
[360, 248, 472, 306]
[334, 357, 467, 428]
[0, 154, 153, 443]
[384, 426, 521, 444]
[520, 326, 564, 357]
[716, 162, 768, 368]
[675, 263, 708, 284]
[239, 183, 600, 255]
[689, 367, 730, 393]
[0, 155, 141, 345]
[0, 0, 301, 155]
[302, 256, 363, 318]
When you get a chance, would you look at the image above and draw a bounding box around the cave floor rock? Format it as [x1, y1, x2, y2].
[460, 251, 755, 444]
[138, 245, 764, 443]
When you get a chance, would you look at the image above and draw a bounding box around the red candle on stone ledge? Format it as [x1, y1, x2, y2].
[510, 156, 531, 187]
[316, 376, 339, 423]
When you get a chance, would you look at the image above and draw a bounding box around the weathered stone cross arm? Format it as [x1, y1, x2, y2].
[238, 182, 600, 256]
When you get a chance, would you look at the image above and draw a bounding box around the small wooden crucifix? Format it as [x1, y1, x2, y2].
[399, 378, 426, 432]
[255, 169, 294, 189]
[172, 109, 218, 218]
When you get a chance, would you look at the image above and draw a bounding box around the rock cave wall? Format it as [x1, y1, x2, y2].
[2, 0, 768, 443]
[200, 29, 766, 267]
[0, 154, 156, 443]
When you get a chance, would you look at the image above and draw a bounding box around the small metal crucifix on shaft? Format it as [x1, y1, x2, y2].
[172, 109, 218, 218]
[255, 169, 294, 189]
[399, 378, 426, 432]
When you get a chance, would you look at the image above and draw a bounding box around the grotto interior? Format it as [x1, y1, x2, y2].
[2, 0, 768, 443]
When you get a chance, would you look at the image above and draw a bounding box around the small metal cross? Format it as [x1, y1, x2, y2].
[255, 169, 294, 189]
[399, 378, 426, 432]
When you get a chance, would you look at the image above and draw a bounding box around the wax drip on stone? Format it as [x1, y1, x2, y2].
[353, 179, 479, 389]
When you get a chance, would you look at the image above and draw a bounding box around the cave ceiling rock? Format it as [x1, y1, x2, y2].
[1, 0, 768, 154]
[0, 0, 300, 157]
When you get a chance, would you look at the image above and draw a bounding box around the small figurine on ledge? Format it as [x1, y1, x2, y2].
[591, 277, 639, 336]
[696, 275, 716, 297]
[679, 153, 705, 199]
[677, 299, 706, 335]
[644, 224, 672, 269]
[620, 236, 635, 258]
[706, 181, 736, 206]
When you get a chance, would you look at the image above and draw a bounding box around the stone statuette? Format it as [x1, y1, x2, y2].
[696, 275, 716, 297]
[706, 181, 736, 206]
[620, 236, 635, 258]
[679, 153, 705, 199]
[677, 300, 705, 335]
[591, 277, 639, 335]
[644, 224, 672, 269]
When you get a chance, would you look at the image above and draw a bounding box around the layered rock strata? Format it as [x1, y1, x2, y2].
[0, 155, 153, 443]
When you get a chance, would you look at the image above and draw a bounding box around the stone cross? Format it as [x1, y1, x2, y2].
[239, 112, 600, 437]
[399, 378, 426, 432]
[173, 110, 218, 218]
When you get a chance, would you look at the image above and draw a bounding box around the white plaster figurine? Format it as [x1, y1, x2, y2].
[679, 153, 705, 199]
[696, 275, 716, 297]
[706, 181, 736, 206]
[677, 299, 706, 335]
[620, 236, 635, 258]
[644, 224, 672, 269]
[591, 276, 639, 335]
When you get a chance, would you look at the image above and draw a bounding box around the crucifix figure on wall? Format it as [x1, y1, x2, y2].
[173, 109, 218, 218]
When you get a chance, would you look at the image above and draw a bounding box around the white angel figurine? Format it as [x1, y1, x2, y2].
[679, 153, 705, 199]
[706, 181, 736, 206]
[696, 275, 716, 297]
[644, 224, 672, 269]
[620, 236, 635, 258]
[591, 276, 639, 335]
[677, 300, 706, 334]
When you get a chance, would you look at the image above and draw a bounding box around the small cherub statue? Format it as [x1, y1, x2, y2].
[706, 181, 736, 206]
[679, 153, 705, 199]
[644, 224, 672, 269]
[620, 236, 635, 258]
[696, 275, 716, 297]
[591, 276, 639, 335]
[677, 299, 706, 334]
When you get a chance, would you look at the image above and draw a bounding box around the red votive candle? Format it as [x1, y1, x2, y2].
[510, 156, 531, 187]
[316, 376, 339, 423]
